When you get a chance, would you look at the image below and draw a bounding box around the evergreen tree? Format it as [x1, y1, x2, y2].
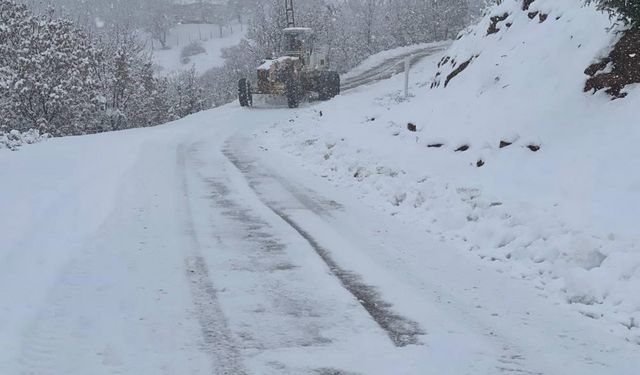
[144, 0, 173, 49]
[170, 68, 206, 119]
[2, 0, 213, 136]
[95, 26, 161, 131]
[0, 0, 101, 134]
[596, 0, 640, 27]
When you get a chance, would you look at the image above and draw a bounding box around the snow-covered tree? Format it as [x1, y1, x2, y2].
[143, 0, 174, 49]
[0, 0, 101, 134]
[169, 67, 207, 119]
[1, 1, 191, 135]
[93, 25, 172, 131]
[195, 0, 482, 107]
[241, 0, 477, 73]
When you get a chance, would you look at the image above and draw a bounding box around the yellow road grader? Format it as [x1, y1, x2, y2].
[238, 0, 340, 108]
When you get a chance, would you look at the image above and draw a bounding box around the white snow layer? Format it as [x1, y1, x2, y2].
[259, 0, 640, 343]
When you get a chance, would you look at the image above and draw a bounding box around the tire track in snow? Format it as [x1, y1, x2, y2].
[271, 207, 424, 347]
[201, 177, 344, 351]
[18, 262, 91, 375]
[221, 139, 549, 373]
[17, 253, 129, 375]
[222, 143, 424, 347]
[177, 145, 247, 375]
[185, 141, 367, 374]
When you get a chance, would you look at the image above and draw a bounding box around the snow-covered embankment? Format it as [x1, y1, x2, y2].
[259, 0, 640, 343]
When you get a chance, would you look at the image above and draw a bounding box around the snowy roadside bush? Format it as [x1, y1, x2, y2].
[180, 41, 206, 64]
[0, 129, 49, 151]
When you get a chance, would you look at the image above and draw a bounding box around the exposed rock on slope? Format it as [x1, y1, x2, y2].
[585, 28, 640, 98]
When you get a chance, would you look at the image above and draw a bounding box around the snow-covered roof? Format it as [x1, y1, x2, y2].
[257, 56, 299, 71]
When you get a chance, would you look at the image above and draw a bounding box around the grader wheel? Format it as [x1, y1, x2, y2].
[319, 71, 340, 100]
[238, 78, 252, 107]
[286, 77, 301, 108]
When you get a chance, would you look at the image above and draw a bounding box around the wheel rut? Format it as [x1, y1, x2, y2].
[221, 138, 547, 375]
[222, 143, 425, 347]
[271, 207, 424, 347]
[177, 145, 247, 375]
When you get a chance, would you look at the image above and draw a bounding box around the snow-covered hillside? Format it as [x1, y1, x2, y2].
[258, 0, 640, 343]
[151, 22, 245, 75]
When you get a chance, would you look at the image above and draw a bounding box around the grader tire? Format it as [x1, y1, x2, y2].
[238, 78, 249, 107]
[328, 71, 341, 98]
[319, 72, 341, 101]
[286, 78, 300, 108]
[318, 74, 331, 101]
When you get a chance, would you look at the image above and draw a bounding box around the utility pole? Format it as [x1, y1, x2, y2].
[285, 0, 296, 28]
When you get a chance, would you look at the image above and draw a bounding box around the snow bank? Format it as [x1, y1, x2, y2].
[260, 0, 640, 343]
[0, 129, 49, 151]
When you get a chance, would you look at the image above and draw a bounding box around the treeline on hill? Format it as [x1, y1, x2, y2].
[202, 0, 480, 106]
[0, 0, 205, 137]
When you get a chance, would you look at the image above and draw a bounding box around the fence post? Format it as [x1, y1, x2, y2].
[404, 56, 411, 98]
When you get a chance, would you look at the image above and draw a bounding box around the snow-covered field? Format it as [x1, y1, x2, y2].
[2, 0, 640, 373]
[151, 22, 246, 75]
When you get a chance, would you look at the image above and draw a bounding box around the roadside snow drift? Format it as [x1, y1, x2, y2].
[258, 0, 640, 343]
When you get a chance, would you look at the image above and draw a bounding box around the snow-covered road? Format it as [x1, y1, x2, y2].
[340, 42, 451, 92]
[1, 104, 637, 374]
[1, 48, 639, 374]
